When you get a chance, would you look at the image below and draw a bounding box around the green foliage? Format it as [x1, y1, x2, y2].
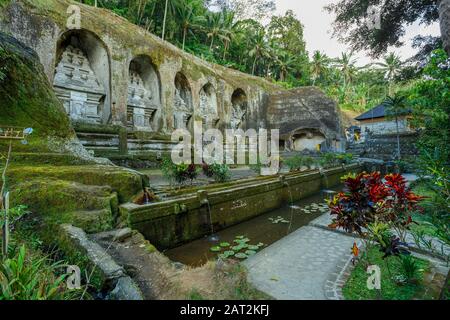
[0, 245, 74, 300]
[188, 288, 204, 300]
[325, 1, 440, 58]
[399, 255, 424, 283]
[202, 163, 231, 183]
[75, 0, 308, 84]
[284, 155, 316, 171]
[0, 205, 29, 230]
[343, 246, 429, 300]
[161, 157, 199, 185]
[407, 50, 450, 245]
[410, 49, 450, 163]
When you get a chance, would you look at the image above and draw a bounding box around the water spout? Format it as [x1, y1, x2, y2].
[198, 190, 219, 243]
[143, 189, 151, 205]
[280, 175, 295, 235]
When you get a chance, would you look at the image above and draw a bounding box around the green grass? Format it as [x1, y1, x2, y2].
[187, 289, 205, 300]
[343, 247, 430, 300]
[410, 180, 449, 244]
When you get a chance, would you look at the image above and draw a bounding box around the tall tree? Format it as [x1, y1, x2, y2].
[310, 51, 329, 86]
[375, 53, 403, 95]
[333, 52, 359, 88]
[177, 0, 205, 50]
[383, 94, 409, 160]
[439, 0, 450, 54]
[326, 0, 441, 58]
[249, 28, 270, 75]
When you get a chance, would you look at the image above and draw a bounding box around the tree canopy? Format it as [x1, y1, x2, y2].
[325, 0, 440, 58]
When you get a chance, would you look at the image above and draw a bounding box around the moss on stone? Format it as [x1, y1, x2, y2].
[10, 0, 280, 95]
[7, 164, 147, 202]
[0, 32, 76, 154]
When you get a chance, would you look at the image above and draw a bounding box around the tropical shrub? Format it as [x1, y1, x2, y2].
[161, 157, 198, 185]
[328, 172, 424, 241]
[319, 153, 354, 168]
[285, 155, 318, 172]
[407, 49, 450, 246]
[399, 254, 423, 283]
[202, 163, 231, 183]
[0, 245, 73, 300]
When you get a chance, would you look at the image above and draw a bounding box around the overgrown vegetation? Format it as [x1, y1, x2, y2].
[343, 246, 430, 300]
[202, 162, 231, 183]
[73, 0, 429, 112]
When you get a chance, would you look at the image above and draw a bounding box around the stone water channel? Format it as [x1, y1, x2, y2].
[164, 185, 342, 266]
[120, 164, 363, 266]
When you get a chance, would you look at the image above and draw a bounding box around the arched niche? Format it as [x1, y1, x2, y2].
[173, 72, 193, 130]
[291, 128, 326, 152]
[199, 83, 219, 129]
[53, 29, 111, 124]
[127, 55, 161, 131]
[230, 88, 248, 130]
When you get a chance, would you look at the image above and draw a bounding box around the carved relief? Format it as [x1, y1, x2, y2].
[127, 68, 157, 131]
[199, 85, 219, 130]
[230, 89, 247, 130]
[173, 74, 193, 130]
[53, 45, 105, 123]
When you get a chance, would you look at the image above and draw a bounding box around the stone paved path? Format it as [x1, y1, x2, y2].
[244, 209, 449, 300]
[244, 217, 359, 300]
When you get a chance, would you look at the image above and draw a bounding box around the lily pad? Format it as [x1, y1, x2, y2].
[234, 253, 248, 259]
[234, 238, 250, 244]
[220, 242, 231, 247]
[232, 245, 245, 251]
[210, 246, 221, 252]
[247, 245, 259, 250]
[223, 250, 235, 258]
[245, 250, 257, 256]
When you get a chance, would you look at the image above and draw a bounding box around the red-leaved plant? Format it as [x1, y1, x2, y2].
[328, 172, 424, 259]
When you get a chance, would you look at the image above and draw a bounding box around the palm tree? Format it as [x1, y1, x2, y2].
[205, 11, 222, 51]
[161, 0, 181, 41]
[176, 0, 205, 50]
[375, 53, 403, 96]
[333, 52, 358, 88]
[248, 29, 270, 75]
[438, 0, 450, 55]
[219, 10, 236, 60]
[382, 94, 409, 160]
[273, 50, 297, 82]
[162, 0, 169, 41]
[310, 51, 329, 86]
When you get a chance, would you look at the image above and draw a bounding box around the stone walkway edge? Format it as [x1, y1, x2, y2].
[244, 213, 449, 300]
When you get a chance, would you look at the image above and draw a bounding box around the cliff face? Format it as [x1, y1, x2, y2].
[0, 0, 344, 153]
[266, 87, 345, 150]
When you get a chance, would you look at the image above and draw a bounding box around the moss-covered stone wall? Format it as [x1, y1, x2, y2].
[120, 164, 363, 249]
[0, 0, 344, 146]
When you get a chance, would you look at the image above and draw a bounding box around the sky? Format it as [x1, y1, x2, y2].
[273, 0, 441, 65]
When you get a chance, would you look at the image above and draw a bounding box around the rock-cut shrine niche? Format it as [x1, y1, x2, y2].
[199, 83, 219, 130]
[291, 128, 326, 152]
[127, 56, 161, 131]
[53, 31, 110, 124]
[230, 89, 248, 130]
[173, 73, 193, 131]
